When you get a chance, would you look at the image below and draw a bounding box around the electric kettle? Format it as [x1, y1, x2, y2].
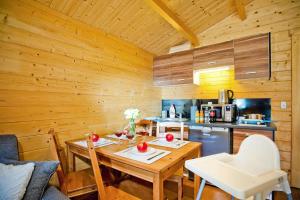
[218, 89, 234, 104]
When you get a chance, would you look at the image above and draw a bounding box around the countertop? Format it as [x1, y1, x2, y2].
[145, 117, 277, 131]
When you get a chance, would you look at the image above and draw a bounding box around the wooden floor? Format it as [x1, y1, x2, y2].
[73, 176, 300, 200]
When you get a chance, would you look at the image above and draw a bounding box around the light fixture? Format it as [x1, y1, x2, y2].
[193, 65, 233, 85]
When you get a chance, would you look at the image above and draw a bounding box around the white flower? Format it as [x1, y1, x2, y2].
[124, 108, 141, 119]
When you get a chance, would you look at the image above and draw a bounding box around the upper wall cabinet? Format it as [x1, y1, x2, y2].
[233, 33, 271, 80]
[193, 41, 234, 69]
[153, 33, 271, 86]
[153, 54, 173, 86]
[153, 50, 193, 86]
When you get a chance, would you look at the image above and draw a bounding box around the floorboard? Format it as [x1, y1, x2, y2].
[73, 176, 300, 200]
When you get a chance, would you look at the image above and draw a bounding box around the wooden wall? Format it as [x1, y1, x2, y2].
[0, 0, 161, 162]
[161, 0, 300, 174]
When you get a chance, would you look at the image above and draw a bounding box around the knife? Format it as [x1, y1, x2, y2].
[175, 141, 185, 146]
[151, 139, 159, 143]
[122, 147, 133, 153]
[147, 151, 165, 161]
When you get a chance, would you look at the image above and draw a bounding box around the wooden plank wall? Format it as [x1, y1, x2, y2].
[162, 0, 300, 174]
[0, 0, 161, 163]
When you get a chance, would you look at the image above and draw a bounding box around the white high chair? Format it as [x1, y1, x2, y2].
[185, 134, 293, 200]
[155, 121, 185, 140]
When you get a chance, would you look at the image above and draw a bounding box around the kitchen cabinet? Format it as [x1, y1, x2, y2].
[193, 41, 234, 68]
[234, 33, 271, 80]
[153, 54, 173, 86]
[153, 50, 193, 86]
[233, 128, 274, 154]
[153, 33, 271, 86]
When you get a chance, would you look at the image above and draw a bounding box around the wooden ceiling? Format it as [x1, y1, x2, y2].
[34, 0, 251, 55]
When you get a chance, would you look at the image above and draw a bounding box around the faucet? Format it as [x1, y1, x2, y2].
[175, 113, 182, 119]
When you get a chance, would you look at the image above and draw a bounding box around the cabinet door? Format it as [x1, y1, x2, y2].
[193, 41, 234, 68]
[171, 50, 193, 85]
[233, 129, 273, 154]
[153, 51, 193, 86]
[234, 33, 270, 80]
[153, 55, 173, 86]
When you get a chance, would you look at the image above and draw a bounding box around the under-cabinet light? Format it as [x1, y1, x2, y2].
[193, 66, 233, 85]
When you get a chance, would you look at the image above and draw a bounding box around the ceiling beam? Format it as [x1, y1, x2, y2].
[234, 0, 247, 20]
[144, 0, 199, 46]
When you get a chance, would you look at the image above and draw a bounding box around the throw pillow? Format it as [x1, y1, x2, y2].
[0, 162, 35, 200]
[0, 159, 59, 200]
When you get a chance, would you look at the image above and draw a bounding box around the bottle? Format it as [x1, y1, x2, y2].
[199, 109, 204, 123]
[190, 100, 197, 122]
[195, 110, 200, 123]
[204, 107, 210, 123]
[161, 110, 167, 119]
[169, 104, 176, 119]
[209, 109, 216, 123]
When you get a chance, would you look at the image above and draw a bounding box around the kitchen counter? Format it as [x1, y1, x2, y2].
[145, 117, 277, 131]
[187, 122, 277, 131]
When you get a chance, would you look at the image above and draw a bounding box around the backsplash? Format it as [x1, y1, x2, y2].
[162, 99, 192, 118]
[162, 98, 271, 120]
[233, 98, 271, 120]
[162, 99, 217, 118]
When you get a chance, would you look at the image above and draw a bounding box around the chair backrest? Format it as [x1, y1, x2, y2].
[48, 129, 66, 188]
[86, 135, 107, 200]
[136, 120, 153, 136]
[235, 134, 281, 175]
[156, 121, 184, 140]
[0, 134, 19, 161]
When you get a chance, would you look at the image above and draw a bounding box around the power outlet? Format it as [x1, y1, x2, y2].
[281, 101, 287, 109]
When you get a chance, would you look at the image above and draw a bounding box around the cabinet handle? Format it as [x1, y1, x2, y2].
[245, 71, 257, 74]
[208, 61, 216, 65]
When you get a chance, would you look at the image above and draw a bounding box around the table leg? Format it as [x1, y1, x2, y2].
[66, 145, 75, 172]
[153, 174, 164, 200]
[196, 179, 206, 200]
[194, 174, 200, 199]
[194, 147, 201, 199]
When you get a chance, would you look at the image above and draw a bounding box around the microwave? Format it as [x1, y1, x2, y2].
[200, 104, 237, 122]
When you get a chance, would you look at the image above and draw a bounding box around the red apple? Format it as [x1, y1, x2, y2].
[91, 133, 100, 142]
[166, 133, 174, 142]
[137, 142, 148, 153]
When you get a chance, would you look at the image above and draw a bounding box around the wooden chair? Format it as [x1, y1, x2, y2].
[48, 129, 97, 198]
[155, 121, 185, 200]
[135, 119, 153, 135]
[156, 121, 185, 140]
[86, 135, 141, 200]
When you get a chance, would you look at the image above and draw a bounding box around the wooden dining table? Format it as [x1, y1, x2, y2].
[65, 136, 201, 200]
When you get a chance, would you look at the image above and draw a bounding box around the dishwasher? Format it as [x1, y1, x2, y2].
[187, 125, 232, 179]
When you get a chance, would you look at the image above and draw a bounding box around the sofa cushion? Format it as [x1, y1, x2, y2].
[0, 162, 35, 200]
[0, 135, 19, 161]
[42, 186, 70, 200]
[0, 159, 59, 200]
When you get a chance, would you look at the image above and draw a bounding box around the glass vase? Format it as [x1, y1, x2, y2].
[129, 118, 136, 136]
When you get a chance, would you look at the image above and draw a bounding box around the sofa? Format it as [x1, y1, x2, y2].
[0, 134, 69, 200]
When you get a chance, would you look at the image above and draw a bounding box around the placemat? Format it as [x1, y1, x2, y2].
[148, 138, 190, 149]
[114, 147, 170, 164]
[74, 138, 115, 148]
[106, 134, 140, 140]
